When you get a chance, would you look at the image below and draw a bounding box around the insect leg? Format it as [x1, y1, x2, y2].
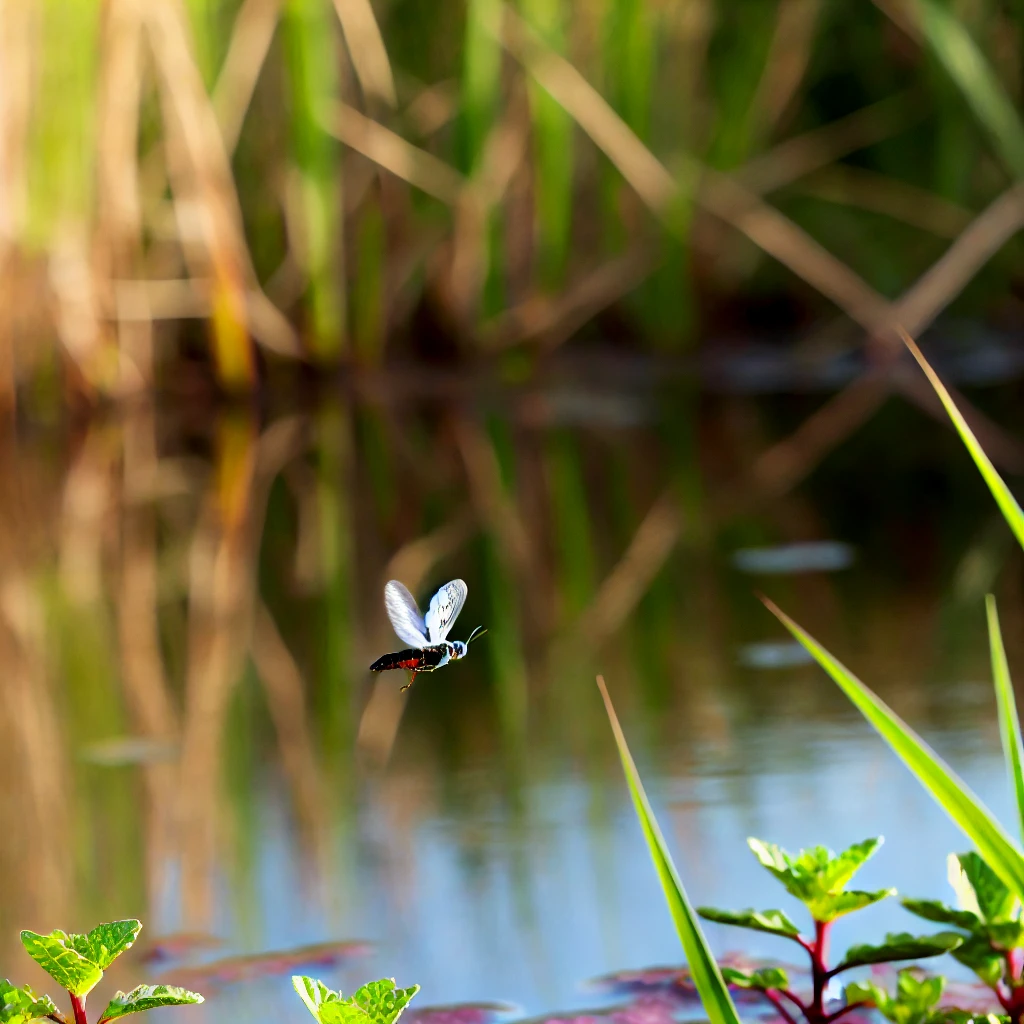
[400, 671, 418, 692]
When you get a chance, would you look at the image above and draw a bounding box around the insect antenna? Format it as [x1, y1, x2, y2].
[466, 625, 488, 645]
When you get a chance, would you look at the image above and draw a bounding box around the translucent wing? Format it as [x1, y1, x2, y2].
[384, 580, 430, 648]
[426, 579, 468, 643]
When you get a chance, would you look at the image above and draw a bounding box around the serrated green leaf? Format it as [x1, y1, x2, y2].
[896, 970, 945, 1011]
[20, 932, 102, 997]
[931, 1013, 1009, 1024]
[809, 887, 896, 922]
[292, 978, 419, 1024]
[987, 596, 1024, 847]
[696, 907, 801, 939]
[951, 934, 1006, 986]
[349, 980, 420, 1024]
[98, 986, 203, 1023]
[746, 838, 805, 894]
[85, 922, 142, 971]
[292, 978, 349, 1024]
[856, 969, 947, 1024]
[953, 853, 1018, 923]
[745, 836, 888, 920]
[597, 677, 744, 1024]
[845, 980, 886, 1008]
[987, 921, 1024, 948]
[762, 597, 1024, 909]
[901, 898, 982, 931]
[833, 932, 963, 972]
[820, 837, 884, 890]
[721, 968, 789, 991]
[0, 981, 59, 1024]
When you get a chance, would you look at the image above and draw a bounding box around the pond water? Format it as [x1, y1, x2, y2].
[0, 372, 1022, 1024]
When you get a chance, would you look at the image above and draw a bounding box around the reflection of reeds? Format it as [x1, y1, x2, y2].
[0, 379, 1019, 983]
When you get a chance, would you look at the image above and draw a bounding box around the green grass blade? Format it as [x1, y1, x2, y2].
[761, 597, 1024, 902]
[902, 331, 1024, 552]
[914, 0, 1024, 179]
[987, 594, 1024, 844]
[596, 676, 744, 1024]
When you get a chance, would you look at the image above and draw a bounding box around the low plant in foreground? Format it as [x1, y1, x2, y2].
[292, 975, 420, 1024]
[593, 337, 1024, 1024]
[902, 852, 1024, 1020]
[2, 919, 201, 1024]
[698, 837, 962, 1024]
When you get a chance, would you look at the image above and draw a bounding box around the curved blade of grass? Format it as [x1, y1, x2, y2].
[900, 329, 1024, 552]
[760, 597, 1024, 902]
[987, 594, 1024, 844]
[914, 0, 1024, 178]
[596, 675, 743, 1024]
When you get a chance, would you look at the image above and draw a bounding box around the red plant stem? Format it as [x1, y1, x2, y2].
[823, 1005, 859, 1024]
[779, 988, 808, 1015]
[809, 919, 832, 1023]
[69, 993, 88, 1024]
[1008, 948, 1023, 986]
[764, 990, 800, 1024]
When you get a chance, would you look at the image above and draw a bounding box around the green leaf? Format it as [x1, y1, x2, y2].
[913, 0, 1024, 179]
[951, 934, 1005, 986]
[845, 980, 887, 1008]
[349, 980, 420, 1024]
[833, 932, 964, 972]
[901, 898, 982, 931]
[721, 968, 789, 991]
[896, 970, 945, 1012]
[845, 969, 945, 1024]
[820, 837, 885, 890]
[745, 836, 889, 920]
[696, 907, 801, 939]
[597, 677, 744, 1024]
[292, 978, 353, 1024]
[809, 888, 896, 922]
[762, 597, 1024, 907]
[952, 852, 1019, 923]
[901, 335, 1024, 553]
[98, 986, 203, 1023]
[0, 981, 59, 1024]
[932, 1013, 1009, 1024]
[291, 978, 419, 1024]
[20, 932, 102, 997]
[83, 922, 142, 971]
[988, 596, 1024, 845]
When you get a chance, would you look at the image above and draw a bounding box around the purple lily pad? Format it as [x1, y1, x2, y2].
[407, 1003, 520, 1024]
[156, 940, 372, 989]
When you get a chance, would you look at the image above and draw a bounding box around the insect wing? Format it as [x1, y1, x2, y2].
[384, 580, 430, 648]
[426, 579, 468, 642]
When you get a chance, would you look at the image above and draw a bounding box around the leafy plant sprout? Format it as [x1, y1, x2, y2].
[697, 837, 963, 1024]
[2, 920, 201, 1024]
[902, 851, 1024, 1021]
[292, 975, 420, 1024]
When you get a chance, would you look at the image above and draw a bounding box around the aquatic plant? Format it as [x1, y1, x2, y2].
[292, 975, 420, 1024]
[698, 837, 963, 1024]
[759, 336, 1024, 1021]
[4, 920, 201, 1024]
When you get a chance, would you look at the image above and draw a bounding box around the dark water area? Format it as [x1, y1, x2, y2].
[1, 344, 1024, 1024]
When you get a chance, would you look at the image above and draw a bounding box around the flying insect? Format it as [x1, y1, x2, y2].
[369, 579, 487, 690]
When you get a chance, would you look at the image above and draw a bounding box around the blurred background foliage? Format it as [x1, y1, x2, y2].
[2, 0, 1024, 404]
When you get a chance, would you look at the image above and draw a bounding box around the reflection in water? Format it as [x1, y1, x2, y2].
[0, 390, 1020, 1022]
